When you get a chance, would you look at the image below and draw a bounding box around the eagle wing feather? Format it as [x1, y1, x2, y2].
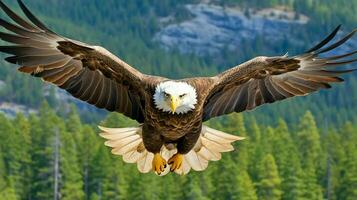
[0, 0, 163, 122]
[203, 26, 357, 121]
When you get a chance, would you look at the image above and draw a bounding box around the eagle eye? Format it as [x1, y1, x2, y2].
[163, 92, 170, 98]
[179, 94, 187, 98]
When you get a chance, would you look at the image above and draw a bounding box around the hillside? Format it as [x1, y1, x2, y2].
[0, 0, 356, 126]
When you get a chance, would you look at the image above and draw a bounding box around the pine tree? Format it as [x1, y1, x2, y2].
[157, 175, 182, 200]
[247, 119, 263, 182]
[66, 105, 83, 134]
[246, 117, 261, 144]
[197, 167, 215, 198]
[0, 114, 22, 199]
[250, 126, 274, 182]
[271, 120, 292, 170]
[0, 151, 5, 187]
[260, 127, 274, 155]
[29, 103, 58, 199]
[29, 102, 84, 200]
[336, 124, 357, 200]
[297, 111, 322, 168]
[213, 154, 240, 200]
[181, 174, 210, 200]
[0, 182, 17, 200]
[60, 128, 85, 200]
[338, 144, 357, 200]
[256, 154, 282, 200]
[272, 120, 304, 200]
[281, 152, 304, 200]
[76, 125, 100, 200]
[217, 113, 251, 200]
[297, 111, 323, 200]
[225, 114, 249, 169]
[321, 129, 345, 199]
[233, 168, 258, 200]
[12, 114, 32, 200]
[0, 151, 18, 200]
[300, 160, 324, 200]
[90, 146, 127, 200]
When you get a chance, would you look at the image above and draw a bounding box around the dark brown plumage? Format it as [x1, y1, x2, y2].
[1, 0, 356, 175]
[202, 28, 357, 120]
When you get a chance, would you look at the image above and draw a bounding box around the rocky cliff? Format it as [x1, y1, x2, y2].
[155, 4, 310, 56]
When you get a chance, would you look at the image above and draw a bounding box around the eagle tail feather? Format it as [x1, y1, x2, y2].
[99, 125, 154, 173]
[174, 125, 244, 175]
[98, 125, 244, 176]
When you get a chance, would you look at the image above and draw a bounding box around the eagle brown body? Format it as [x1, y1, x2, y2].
[1, 1, 356, 175]
[143, 78, 213, 154]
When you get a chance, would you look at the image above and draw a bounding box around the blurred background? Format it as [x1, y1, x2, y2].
[0, 0, 356, 199]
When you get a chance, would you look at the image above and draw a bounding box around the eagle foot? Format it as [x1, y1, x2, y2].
[152, 153, 167, 175]
[168, 153, 183, 172]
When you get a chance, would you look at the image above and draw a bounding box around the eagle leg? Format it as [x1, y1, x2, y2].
[168, 153, 183, 172]
[152, 153, 167, 175]
[176, 131, 201, 154]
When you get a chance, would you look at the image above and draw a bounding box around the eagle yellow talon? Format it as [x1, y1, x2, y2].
[168, 153, 183, 171]
[152, 153, 167, 174]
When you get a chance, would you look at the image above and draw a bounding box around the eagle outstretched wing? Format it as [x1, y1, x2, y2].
[203, 26, 357, 121]
[0, 0, 159, 122]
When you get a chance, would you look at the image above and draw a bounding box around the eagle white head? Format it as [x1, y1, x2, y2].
[154, 81, 197, 114]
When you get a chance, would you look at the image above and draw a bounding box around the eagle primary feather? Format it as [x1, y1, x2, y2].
[0, 0, 356, 176]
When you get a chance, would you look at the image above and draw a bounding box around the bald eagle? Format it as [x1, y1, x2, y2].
[1, 1, 356, 176]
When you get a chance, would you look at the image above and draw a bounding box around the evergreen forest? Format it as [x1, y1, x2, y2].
[1, 104, 357, 199]
[0, 0, 356, 199]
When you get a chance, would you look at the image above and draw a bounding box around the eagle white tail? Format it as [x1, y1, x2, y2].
[99, 125, 244, 176]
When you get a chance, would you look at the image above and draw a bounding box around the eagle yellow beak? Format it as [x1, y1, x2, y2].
[170, 96, 179, 113]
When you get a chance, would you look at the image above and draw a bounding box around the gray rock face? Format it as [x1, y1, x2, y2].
[154, 4, 310, 56]
[0, 102, 37, 118]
